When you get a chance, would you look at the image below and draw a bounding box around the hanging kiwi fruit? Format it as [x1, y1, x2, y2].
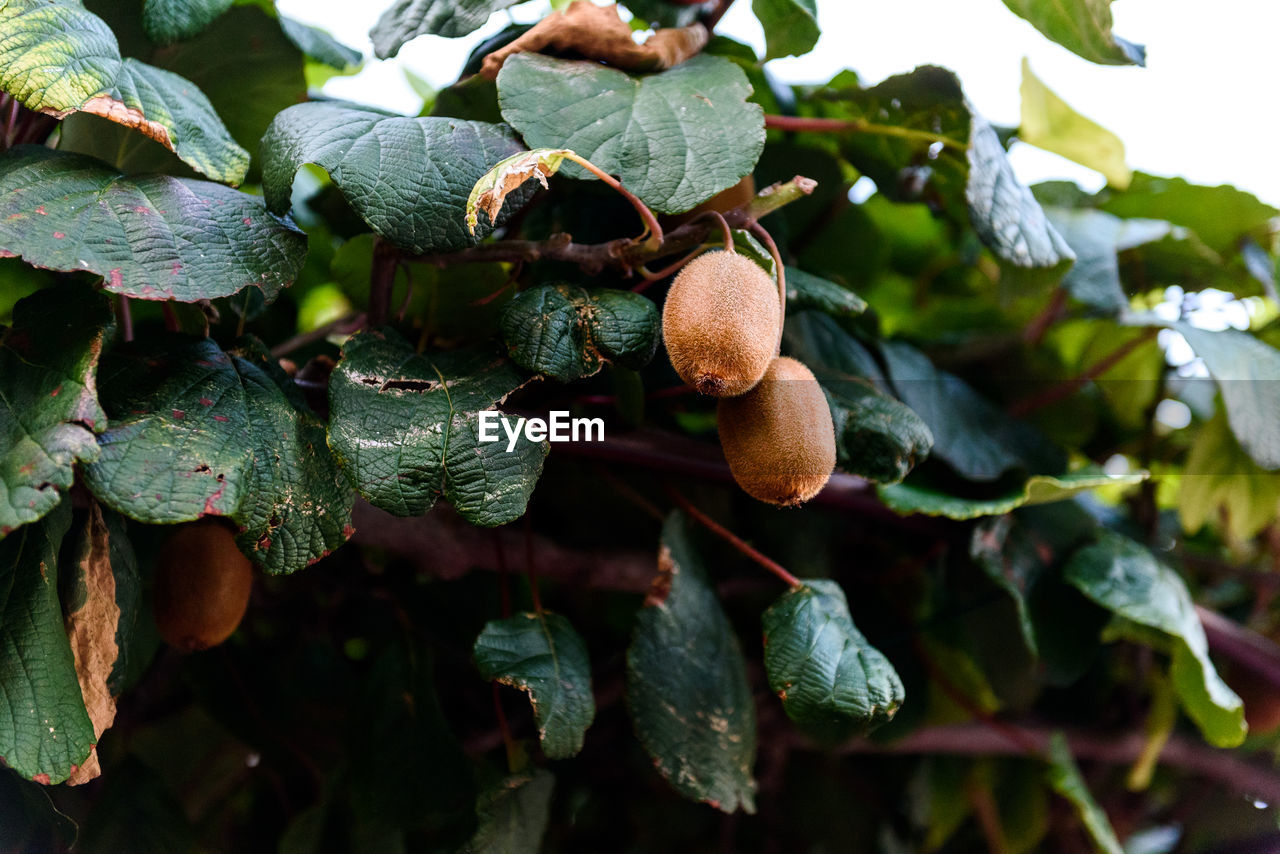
[152, 519, 254, 652]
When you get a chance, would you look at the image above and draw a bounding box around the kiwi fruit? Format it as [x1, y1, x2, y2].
[663, 250, 780, 397]
[717, 356, 836, 506]
[152, 520, 253, 652]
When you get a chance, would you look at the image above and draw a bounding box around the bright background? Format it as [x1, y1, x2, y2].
[277, 0, 1280, 207]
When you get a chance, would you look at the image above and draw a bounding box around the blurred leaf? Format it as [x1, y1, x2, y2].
[1045, 208, 1173, 313]
[751, 0, 818, 60]
[75, 756, 196, 854]
[327, 328, 547, 525]
[1044, 732, 1123, 854]
[0, 500, 95, 783]
[475, 612, 595, 759]
[878, 467, 1146, 520]
[762, 579, 904, 741]
[1179, 408, 1280, 542]
[621, 0, 707, 27]
[785, 267, 867, 319]
[1101, 173, 1277, 256]
[0, 769, 77, 851]
[0, 148, 306, 303]
[627, 513, 757, 813]
[0, 0, 247, 182]
[1019, 60, 1129, 187]
[0, 284, 111, 539]
[498, 54, 765, 214]
[372, 0, 526, 56]
[279, 16, 362, 69]
[83, 336, 355, 574]
[499, 284, 659, 382]
[262, 102, 532, 254]
[141, 0, 232, 43]
[1064, 532, 1246, 747]
[1002, 0, 1144, 65]
[461, 769, 555, 854]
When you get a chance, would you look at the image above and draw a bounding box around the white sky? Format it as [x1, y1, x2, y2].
[277, 0, 1280, 207]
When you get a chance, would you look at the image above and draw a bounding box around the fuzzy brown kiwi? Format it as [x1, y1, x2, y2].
[662, 250, 780, 397]
[717, 356, 836, 506]
[153, 520, 253, 652]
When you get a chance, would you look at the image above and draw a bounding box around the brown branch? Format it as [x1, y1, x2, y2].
[665, 485, 803, 588]
[269, 313, 365, 359]
[703, 0, 736, 31]
[1006, 328, 1159, 418]
[368, 237, 397, 327]
[1197, 605, 1280, 687]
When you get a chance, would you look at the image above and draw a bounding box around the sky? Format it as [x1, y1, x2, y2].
[276, 0, 1280, 207]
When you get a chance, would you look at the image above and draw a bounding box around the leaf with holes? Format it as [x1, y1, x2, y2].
[0, 0, 248, 183]
[0, 148, 306, 303]
[0, 284, 112, 539]
[83, 336, 355, 575]
[499, 284, 659, 383]
[327, 328, 548, 526]
[626, 512, 756, 813]
[762, 579, 904, 742]
[498, 53, 765, 214]
[475, 612, 595, 759]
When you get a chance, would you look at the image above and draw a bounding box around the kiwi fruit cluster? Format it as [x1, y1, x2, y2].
[153, 519, 254, 652]
[662, 243, 836, 506]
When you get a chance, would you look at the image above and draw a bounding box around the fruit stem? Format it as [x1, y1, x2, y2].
[764, 114, 968, 152]
[116, 294, 134, 343]
[694, 209, 734, 253]
[634, 246, 709, 290]
[664, 485, 803, 589]
[749, 222, 787, 355]
[561, 151, 664, 250]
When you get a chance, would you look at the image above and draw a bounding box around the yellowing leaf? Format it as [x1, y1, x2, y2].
[1020, 60, 1130, 189]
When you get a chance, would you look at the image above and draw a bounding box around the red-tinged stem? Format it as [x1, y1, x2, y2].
[368, 238, 397, 327]
[561, 152, 663, 249]
[749, 221, 787, 354]
[664, 485, 803, 589]
[162, 301, 180, 333]
[635, 246, 708, 289]
[524, 514, 543, 615]
[1007, 328, 1159, 417]
[117, 294, 134, 343]
[764, 114, 967, 152]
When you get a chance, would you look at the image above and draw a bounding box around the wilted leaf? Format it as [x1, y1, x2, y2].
[0, 284, 112, 539]
[626, 513, 756, 813]
[372, 0, 527, 56]
[762, 579, 904, 741]
[751, 0, 818, 60]
[1019, 60, 1129, 188]
[477, 1, 708, 79]
[0, 500, 95, 784]
[878, 467, 1146, 520]
[498, 53, 765, 214]
[461, 769, 555, 854]
[261, 102, 533, 254]
[499, 284, 659, 382]
[83, 336, 355, 575]
[1064, 532, 1246, 747]
[1179, 408, 1280, 542]
[1044, 732, 1124, 854]
[475, 612, 595, 759]
[0, 0, 248, 183]
[467, 148, 569, 236]
[1002, 0, 1144, 66]
[327, 328, 548, 526]
[0, 147, 306, 303]
[141, 0, 233, 43]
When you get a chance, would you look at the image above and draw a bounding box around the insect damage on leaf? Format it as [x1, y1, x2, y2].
[467, 148, 571, 236]
[478, 1, 708, 79]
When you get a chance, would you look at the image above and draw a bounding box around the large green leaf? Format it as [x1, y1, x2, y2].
[261, 102, 531, 254]
[475, 612, 595, 759]
[877, 468, 1146, 520]
[497, 53, 765, 215]
[1045, 207, 1173, 313]
[1019, 60, 1129, 188]
[1179, 408, 1280, 542]
[751, 0, 818, 61]
[1044, 732, 1123, 854]
[499, 284, 659, 383]
[1100, 173, 1278, 256]
[1001, 0, 1144, 66]
[1064, 532, 1246, 747]
[0, 500, 96, 783]
[327, 328, 548, 526]
[0, 148, 306, 303]
[372, 0, 526, 56]
[626, 513, 756, 813]
[1176, 323, 1280, 470]
[141, 0, 233, 43]
[0, 284, 112, 539]
[83, 336, 355, 575]
[762, 579, 904, 742]
[279, 17, 362, 70]
[0, 0, 248, 183]
[460, 769, 555, 854]
[785, 267, 867, 319]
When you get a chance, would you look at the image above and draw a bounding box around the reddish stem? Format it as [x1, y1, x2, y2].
[665, 485, 803, 588]
[493, 532, 512, 618]
[524, 514, 543, 614]
[1007, 328, 1159, 417]
[117, 294, 134, 343]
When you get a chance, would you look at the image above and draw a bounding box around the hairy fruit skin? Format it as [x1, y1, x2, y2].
[717, 357, 836, 506]
[662, 250, 780, 397]
[153, 520, 253, 652]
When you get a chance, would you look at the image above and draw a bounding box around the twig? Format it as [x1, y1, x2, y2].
[1023, 287, 1068, 346]
[635, 246, 707, 289]
[269, 312, 364, 358]
[524, 514, 543, 614]
[117, 294, 134, 343]
[368, 237, 397, 327]
[749, 221, 787, 354]
[664, 485, 803, 588]
[698, 210, 733, 253]
[764, 114, 968, 152]
[703, 0, 736, 31]
[559, 151, 663, 248]
[1006, 328, 1159, 417]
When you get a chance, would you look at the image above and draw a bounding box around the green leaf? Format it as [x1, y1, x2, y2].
[1178, 408, 1280, 542]
[0, 500, 95, 783]
[0, 147, 306, 303]
[499, 284, 659, 383]
[1175, 323, 1280, 470]
[327, 328, 548, 526]
[1001, 0, 1144, 66]
[83, 336, 355, 575]
[261, 102, 532, 254]
[372, 0, 526, 56]
[0, 284, 112, 539]
[1019, 60, 1129, 188]
[0, 0, 248, 183]
[751, 0, 818, 60]
[461, 769, 555, 854]
[621, 0, 706, 28]
[1044, 732, 1124, 854]
[877, 467, 1146, 521]
[141, 0, 233, 43]
[1064, 532, 1246, 747]
[626, 513, 756, 813]
[475, 612, 595, 759]
[762, 579, 904, 741]
[785, 267, 867, 319]
[1100, 173, 1278, 256]
[1045, 207, 1173, 313]
[498, 53, 765, 215]
[279, 17, 362, 69]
